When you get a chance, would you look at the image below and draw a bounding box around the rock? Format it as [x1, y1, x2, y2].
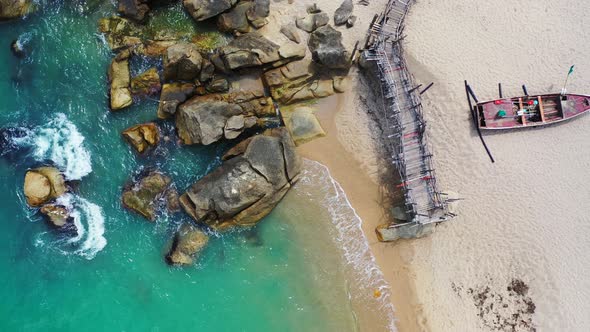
[179, 127, 302, 231]
[246, 0, 269, 28]
[278, 42, 306, 59]
[306, 3, 321, 14]
[199, 58, 215, 82]
[216, 32, 305, 70]
[10, 39, 25, 58]
[280, 24, 301, 44]
[122, 123, 160, 153]
[176, 90, 274, 145]
[157, 83, 195, 119]
[206, 77, 229, 93]
[376, 223, 435, 242]
[218, 1, 252, 34]
[224, 115, 245, 139]
[183, 0, 238, 21]
[24, 167, 67, 207]
[334, 0, 353, 26]
[0, 0, 34, 20]
[130, 67, 161, 96]
[163, 42, 203, 82]
[122, 172, 171, 221]
[346, 15, 357, 28]
[40, 204, 72, 228]
[118, 0, 149, 22]
[108, 50, 132, 111]
[296, 12, 329, 33]
[166, 224, 209, 265]
[308, 25, 350, 69]
[282, 106, 326, 145]
[165, 188, 181, 213]
[264, 61, 336, 104]
[333, 76, 350, 93]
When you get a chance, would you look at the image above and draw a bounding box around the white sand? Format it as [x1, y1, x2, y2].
[399, 0, 590, 330]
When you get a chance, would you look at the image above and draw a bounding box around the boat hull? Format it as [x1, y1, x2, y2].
[475, 93, 590, 130]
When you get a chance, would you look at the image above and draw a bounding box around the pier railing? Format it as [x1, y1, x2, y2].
[363, 0, 454, 228]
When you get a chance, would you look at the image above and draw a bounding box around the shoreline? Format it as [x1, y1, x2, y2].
[296, 82, 423, 331]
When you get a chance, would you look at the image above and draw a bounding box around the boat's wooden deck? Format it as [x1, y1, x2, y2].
[478, 94, 590, 129]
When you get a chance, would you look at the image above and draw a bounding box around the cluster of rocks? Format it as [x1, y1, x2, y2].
[183, 0, 270, 34]
[23, 166, 75, 230]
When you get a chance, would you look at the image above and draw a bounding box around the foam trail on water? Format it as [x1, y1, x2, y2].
[39, 193, 107, 260]
[13, 113, 92, 180]
[296, 159, 397, 331]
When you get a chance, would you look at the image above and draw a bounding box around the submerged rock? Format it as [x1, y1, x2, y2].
[157, 83, 195, 118]
[108, 50, 133, 111]
[179, 127, 302, 231]
[308, 25, 350, 69]
[166, 223, 209, 265]
[24, 167, 67, 207]
[0, 0, 34, 20]
[163, 42, 203, 82]
[175, 90, 274, 145]
[130, 67, 161, 96]
[122, 172, 171, 221]
[122, 123, 160, 154]
[334, 0, 353, 26]
[40, 204, 73, 228]
[183, 0, 237, 21]
[10, 39, 26, 58]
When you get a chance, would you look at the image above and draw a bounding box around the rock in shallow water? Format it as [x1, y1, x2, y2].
[118, 0, 150, 22]
[0, 0, 35, 20]
[122, 172, 172, 221]
[122, 123, 160, 154]
[40, 204, 72, 228]
[24, 167, 67, 207]
[108, 50, 132, 111]
[179, 127, 302, 231]
[130, 67, 161, 96]
[166, 223, 209, 265]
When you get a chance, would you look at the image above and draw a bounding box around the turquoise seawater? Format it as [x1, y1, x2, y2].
[0, 3, 394, 331]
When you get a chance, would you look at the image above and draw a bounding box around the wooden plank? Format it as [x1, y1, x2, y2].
[537, 96, 546, 122]
[519, 97, 527, 126]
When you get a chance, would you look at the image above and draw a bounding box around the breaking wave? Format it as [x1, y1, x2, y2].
[296, 159, 397, 331]
[35, 193, 107, 260]
[12, 113, 92, 180]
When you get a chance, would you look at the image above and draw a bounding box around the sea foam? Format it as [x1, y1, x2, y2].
[297, 159, 397, 332]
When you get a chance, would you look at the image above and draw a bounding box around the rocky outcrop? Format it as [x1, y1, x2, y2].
[118, 0, 150, 22]
[122, 123, 160, 153]
[205, 76, 229, 93]
[40, 204, 73, 228]
[183, 0, 237, 21]
[108, 50, 132, 111]
[122, 172, 172, 221]
[157, 83, 195, 119]
[179, 127, 302, 231]
[214, 32, 305, 71]
[24, 167, 67, 207]
[130, 67, 161, 96]
[0, 0, 34, 20]
[218, 1, 251, 34]
[175, 90, 273, 145]
[334, 0, 353, 26]
[280, 24, 301, 44]
[246, 0, 270, 28]
[308, 25, 350, 69]
[163, 42, 203, 82]
[296, 12, 328, 33]
[281, 106, 326, 145]
[166, 224, 209, 265]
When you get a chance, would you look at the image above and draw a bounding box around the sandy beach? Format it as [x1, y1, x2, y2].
[274, 0, 590, 331]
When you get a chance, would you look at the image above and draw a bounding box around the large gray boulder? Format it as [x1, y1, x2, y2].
[215, 32, 305, 71]
[179, 128, 302, 231]
[175, 90, 274, 145]
[296, 12, 328, 33]
[334, 0, 353, 26]
[183, 0, 238, 21]
[163, 42, 203, 82]
[308, 25, 350, 69]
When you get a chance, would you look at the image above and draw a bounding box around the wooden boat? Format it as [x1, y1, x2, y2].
[475, 93, 590, 130]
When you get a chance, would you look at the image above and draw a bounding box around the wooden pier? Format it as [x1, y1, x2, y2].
[363, 0, 455, 240]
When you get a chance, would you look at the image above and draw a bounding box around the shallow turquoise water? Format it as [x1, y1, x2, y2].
[0, 3, 374, 331]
